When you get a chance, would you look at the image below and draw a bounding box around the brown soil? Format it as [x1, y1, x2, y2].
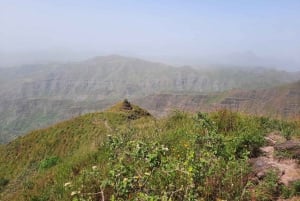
[251, 133, 300, 200]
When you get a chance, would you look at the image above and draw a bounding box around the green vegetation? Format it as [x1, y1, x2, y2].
[252, 170, 280, 201]
[293, 180, 300, 195]
[39, 156, 60, 170]
[0, 102, 299, 200]
[281, 180, 300, 199]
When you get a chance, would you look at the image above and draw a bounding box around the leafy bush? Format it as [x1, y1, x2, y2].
[252, 170, 280, 201]
[67, 112, 252, 201]
[257, 116, 297, 140]
[39, 156, 60, 170]
[4, 108, 297, 200]
[231, 129, 265, 158]
[279, 180, 300, 199]
[211, 109, 240, 133]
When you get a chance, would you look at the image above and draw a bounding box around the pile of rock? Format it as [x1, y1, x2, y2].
[121, 99, 133, 111]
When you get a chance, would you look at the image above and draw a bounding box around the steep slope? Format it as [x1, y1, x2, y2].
[1, 55, 299, 101]
[0, 100, 154, 200]
[0, 98, 113, 143]
[218, 80, 300, 118]
[135, 80, 300, 118]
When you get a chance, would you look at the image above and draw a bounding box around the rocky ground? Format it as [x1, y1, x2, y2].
[251, 132, 300, 200]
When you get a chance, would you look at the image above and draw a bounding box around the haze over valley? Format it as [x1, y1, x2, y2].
[0, 55, 299, 143]
[0, 1, 300, 201]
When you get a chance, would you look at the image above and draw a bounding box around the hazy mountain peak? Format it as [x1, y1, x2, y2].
[82, 55, 169, 69]
[85, 54, 143, 63]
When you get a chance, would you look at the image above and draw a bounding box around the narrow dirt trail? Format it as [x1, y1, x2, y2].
[104, 120, 112, 131]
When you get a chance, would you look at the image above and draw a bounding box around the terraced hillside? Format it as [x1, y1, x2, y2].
[136, 80, 300, 118]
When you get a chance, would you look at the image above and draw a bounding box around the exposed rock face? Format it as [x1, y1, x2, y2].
[250, 133, 300, 186]
[135, 94, 210, 117]
[136, 81, 300, 118]
[221, 81, 300, 118]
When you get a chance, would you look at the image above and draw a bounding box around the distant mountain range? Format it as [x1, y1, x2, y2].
[0, 55, 299, 143]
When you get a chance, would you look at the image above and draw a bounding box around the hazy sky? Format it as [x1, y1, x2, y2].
[1, 0, 300, 70]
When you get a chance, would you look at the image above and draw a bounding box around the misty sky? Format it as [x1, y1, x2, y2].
[0, 0, 300, 70]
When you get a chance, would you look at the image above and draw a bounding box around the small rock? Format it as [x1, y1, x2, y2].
[257, 171, 266, 180]
[265, 136, 276, 146]
[250, 157, 271, 171]
[260, 146, 274, 157]
[265, 132, 286, 146]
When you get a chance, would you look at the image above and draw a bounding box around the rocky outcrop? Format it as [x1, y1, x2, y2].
[250, 133, 300, 186]
[136, 81, 300, 118]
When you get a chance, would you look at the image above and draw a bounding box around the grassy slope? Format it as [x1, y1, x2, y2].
[0, 101, 154, 200]
[0, 102, 299, 200]
[0, 98, 114, 144]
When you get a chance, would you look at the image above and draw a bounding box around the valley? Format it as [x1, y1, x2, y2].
[0, 56, 299, 144]
[2, 1, 300, 200]
[136, 80, 300, 118]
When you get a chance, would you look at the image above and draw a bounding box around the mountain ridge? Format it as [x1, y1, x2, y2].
[0, 55, 299, 143]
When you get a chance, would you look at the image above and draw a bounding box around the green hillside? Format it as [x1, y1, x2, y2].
[0, 100, 299, 201]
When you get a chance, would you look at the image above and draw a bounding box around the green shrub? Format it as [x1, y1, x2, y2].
[4, 109, 290, 200]
[252, 170, 280, 201]
[281, 185, 293, 199]
[293, 180, 300, 195]
[211, 109, 240, 133]
[39, 156, 60, 170]
[231, 129, 265, 158]
[30, 194, 49, 201]
[280, 180, 300, 199]
[281, 125, 293, 140]
[67, 112, 252, 201]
